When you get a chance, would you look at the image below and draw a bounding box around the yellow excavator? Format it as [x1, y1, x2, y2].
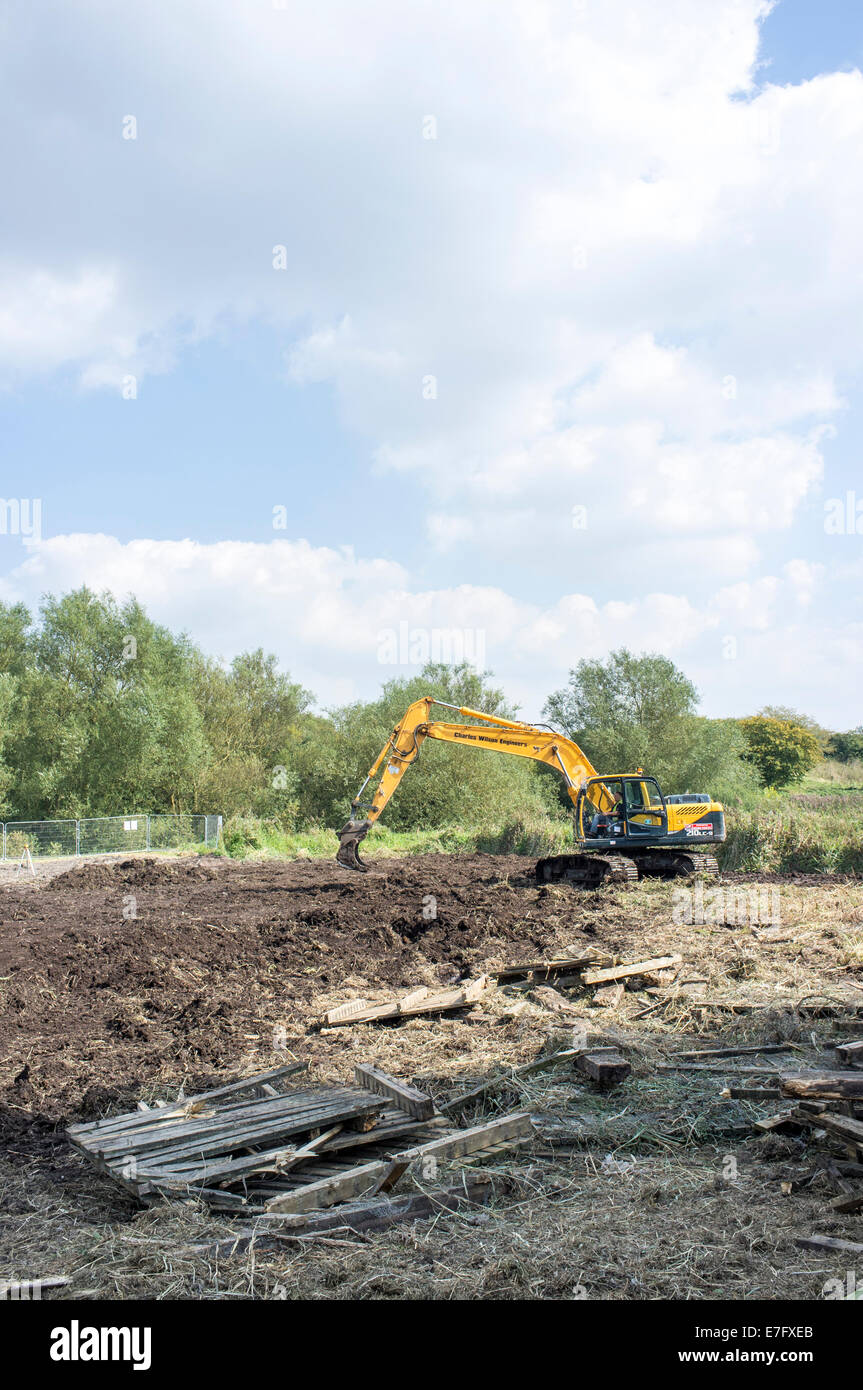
[336, 696, 724, 887]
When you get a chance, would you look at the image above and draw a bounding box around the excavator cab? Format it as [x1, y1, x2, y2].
[578, 775, 668, 842]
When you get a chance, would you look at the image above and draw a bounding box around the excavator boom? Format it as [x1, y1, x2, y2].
[337, 697, 595, 867]
[336, 695, 725, 882]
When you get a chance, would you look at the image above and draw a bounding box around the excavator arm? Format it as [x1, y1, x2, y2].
[336, 696, 608, 870]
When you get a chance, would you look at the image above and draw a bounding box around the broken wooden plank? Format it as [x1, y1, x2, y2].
[809, 1111, 863, 1151]
[322, 977, 490, 1027]
[533, 986, 583, 1015]
[264, 1159, 395, 1214]
[325, 1000, 372, 1023]
[67, 1063, 308, 1136]
[86, 1091, 386, 1164]
[796, 1235, 863, 1255]
[581, 955, 682, 986]
[398, 987, 430, 1010]
[144, 1124, 348, 1188]
[658, 1062, 785, 1076]
[196, 1175, 495, 1251]
[463, 975, 491, 1004]
[439, 1046, 587, 1114]
[754, 1108, 804, 1133]
[721, 1086, 783, 1100]
[318, 1109, 441, 1153]
[781, 1072, 863, 1102]
[593, 983, 626, 1008]
[574, 1050, 630, 1087]
[323, 1001, 399, 1025]
[831, 1191, 863, 1214]
[354, 1065, 435, 1120]
[516, 1047, 585, 1079]
[672, 1044, 793, 1061]
[395, 1111, 533, 1163]
[836, 1039, 863, 1068]
[0, 1275, 71, 1297]
[496, 950, 609, 982]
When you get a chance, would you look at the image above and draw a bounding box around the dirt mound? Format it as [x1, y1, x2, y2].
[44, 855, 224, 890]
[1, 853, 600, 1116]
[3, 851, 855, 1130]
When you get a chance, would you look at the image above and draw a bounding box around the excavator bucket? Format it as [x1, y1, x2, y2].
[336, 819, 372, 872]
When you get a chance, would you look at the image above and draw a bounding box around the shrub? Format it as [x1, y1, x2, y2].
[739, 717, 821, 789]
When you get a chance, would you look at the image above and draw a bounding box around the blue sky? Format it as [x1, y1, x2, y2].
[1, 1, 862, 724]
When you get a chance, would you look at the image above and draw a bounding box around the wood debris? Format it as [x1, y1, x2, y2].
[592, 983, 626, 1008]
[672, 1043, 793, 1061]
[836, 1039, 863, 1068]
[439, 1041, 631, 1115]
[495, 949, 610, 983]
[353, 1064, 435, 1119]
[68, 1064, 532, 1218]
[781, 1071, 863, 1102]
[796, 1234, 863, 1255]
[754, 1091, 863, 1233]
[574, 1048, 631, 1087]
[194, 1174, 496, 1253]
[581, 955, 683, 986]
[321, 975, 490, 1027]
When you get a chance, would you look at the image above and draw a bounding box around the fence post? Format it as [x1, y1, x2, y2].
[146, 815, 151, 850]
[75, 821, 80, 856]
[2, 823, 5, 861]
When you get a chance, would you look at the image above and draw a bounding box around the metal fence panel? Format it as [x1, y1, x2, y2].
[5, 820, 78, 859]
[147, 814, 209, 850]
[78, 816, 149, 856]
[1, 814, 222, 860]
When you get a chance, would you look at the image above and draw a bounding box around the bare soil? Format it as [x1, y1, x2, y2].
[1, 852, 862, 1301]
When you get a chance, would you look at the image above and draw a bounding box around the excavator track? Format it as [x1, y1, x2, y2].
[534, 850, 719, 887]
[628, 850, 720, 881]
[534, 853, 639, 889]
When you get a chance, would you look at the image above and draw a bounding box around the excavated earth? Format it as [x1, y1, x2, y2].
[1, 852, 862, 1301]
[1, 853, 589, 1116]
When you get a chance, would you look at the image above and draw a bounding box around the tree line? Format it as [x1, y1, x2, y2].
[0, 588, 846, 829]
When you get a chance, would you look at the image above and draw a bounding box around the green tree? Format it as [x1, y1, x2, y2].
[289, 662, 553, 831]
[758, 705, 830, 753]
[545, 649, 698, 737]
[6, 588, 208, 817]
[544, 649, 697, 780]
[0, 602, 31, 676]
[0, 602, 31, 816]
[544, 649, 755, 801]
[827, 728, 863, 763]
[191, 649, 311, 820]
[739, 716, 821, 789]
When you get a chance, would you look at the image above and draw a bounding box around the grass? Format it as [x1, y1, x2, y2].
[220, 811, 572, 863]
[218, 757, 863, 876]
[223, 802, 863, 877]
[721, 791, 863, 874]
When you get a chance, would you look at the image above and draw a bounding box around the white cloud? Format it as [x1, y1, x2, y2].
[1, 2, 861, 718]
[0, 267, 120, 374]
[1, 530, 853, 721]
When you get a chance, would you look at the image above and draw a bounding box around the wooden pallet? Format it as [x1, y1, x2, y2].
[68, 1065, 534, 1215]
